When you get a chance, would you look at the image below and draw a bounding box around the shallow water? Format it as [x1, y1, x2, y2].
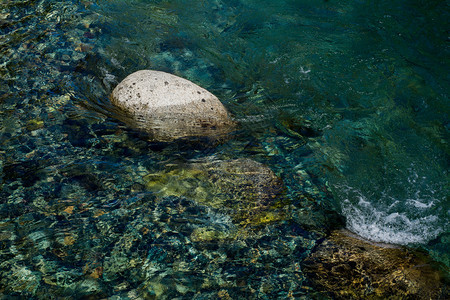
[0, 0, 448, 298]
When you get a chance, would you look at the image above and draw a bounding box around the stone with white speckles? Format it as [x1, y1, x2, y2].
[110, 70, 234, 141]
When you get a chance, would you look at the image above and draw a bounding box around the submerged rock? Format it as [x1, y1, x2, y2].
[110, 70, 234, 141]
[145, 157, 286, 224]
[303, 229, 448, 299]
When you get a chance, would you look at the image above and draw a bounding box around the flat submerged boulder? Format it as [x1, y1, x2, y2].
[303, 229, 448, 299]
[144, 157, 286, 224]
[110, 70, 234, 141]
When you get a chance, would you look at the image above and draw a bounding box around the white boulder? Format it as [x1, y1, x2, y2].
[110, 70, 234, 141]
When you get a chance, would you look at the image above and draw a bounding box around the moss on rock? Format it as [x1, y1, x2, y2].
[145, 157, 286, 224]
[303, 229, 448, 299]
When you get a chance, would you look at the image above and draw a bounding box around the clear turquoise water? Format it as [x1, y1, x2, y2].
[0, 0, 448, 298]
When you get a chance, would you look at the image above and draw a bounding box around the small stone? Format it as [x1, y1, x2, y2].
[64, 235, 76, 246]
[75, 43, 93, 52]
[63, 206, 74, 214]
[8, 266, 41, 294]
[175, 283, 189, 294]
[110, 70, 234, 141]
[142, 281, 167, 298]
[26, 119, 44, 131]
[218, 289, 232, 299]
[89, 267, 103, 279]
[0, 13, 10, 20]
[190, 227, 229, 242]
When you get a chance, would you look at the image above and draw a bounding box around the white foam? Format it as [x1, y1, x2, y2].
[299, 66, 311, 74]
[407, 198, 434, 209]
[339, 187, 444, 245]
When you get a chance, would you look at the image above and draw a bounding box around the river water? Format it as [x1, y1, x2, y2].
[0, 0, 448, 298]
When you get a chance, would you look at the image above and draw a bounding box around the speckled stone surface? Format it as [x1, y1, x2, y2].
[111, 70, 234, 141]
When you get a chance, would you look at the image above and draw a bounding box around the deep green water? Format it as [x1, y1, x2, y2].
[0, 0, 448, 298]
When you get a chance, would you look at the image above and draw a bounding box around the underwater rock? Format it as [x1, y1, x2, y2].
[145, 157, 285, 223]
[303, 229, 448, 299]
[110, 70, 234, 141]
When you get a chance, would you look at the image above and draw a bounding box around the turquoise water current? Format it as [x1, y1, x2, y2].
[0, 0, 448, 298]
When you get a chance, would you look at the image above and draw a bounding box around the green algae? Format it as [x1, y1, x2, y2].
[145, 157, 287, 225]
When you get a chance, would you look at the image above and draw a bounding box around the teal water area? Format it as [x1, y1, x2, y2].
[0, 0, 448, 298]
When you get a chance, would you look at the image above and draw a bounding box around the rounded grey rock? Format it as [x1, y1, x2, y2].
[110, 70, 234, 141]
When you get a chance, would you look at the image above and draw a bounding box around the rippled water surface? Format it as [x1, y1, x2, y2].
[1, 0, 448, 298]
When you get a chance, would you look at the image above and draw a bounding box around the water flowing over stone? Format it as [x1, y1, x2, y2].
[110, 70, 234, 141]
[303, 230, 448, 299]
[145, 157, 286, 224]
